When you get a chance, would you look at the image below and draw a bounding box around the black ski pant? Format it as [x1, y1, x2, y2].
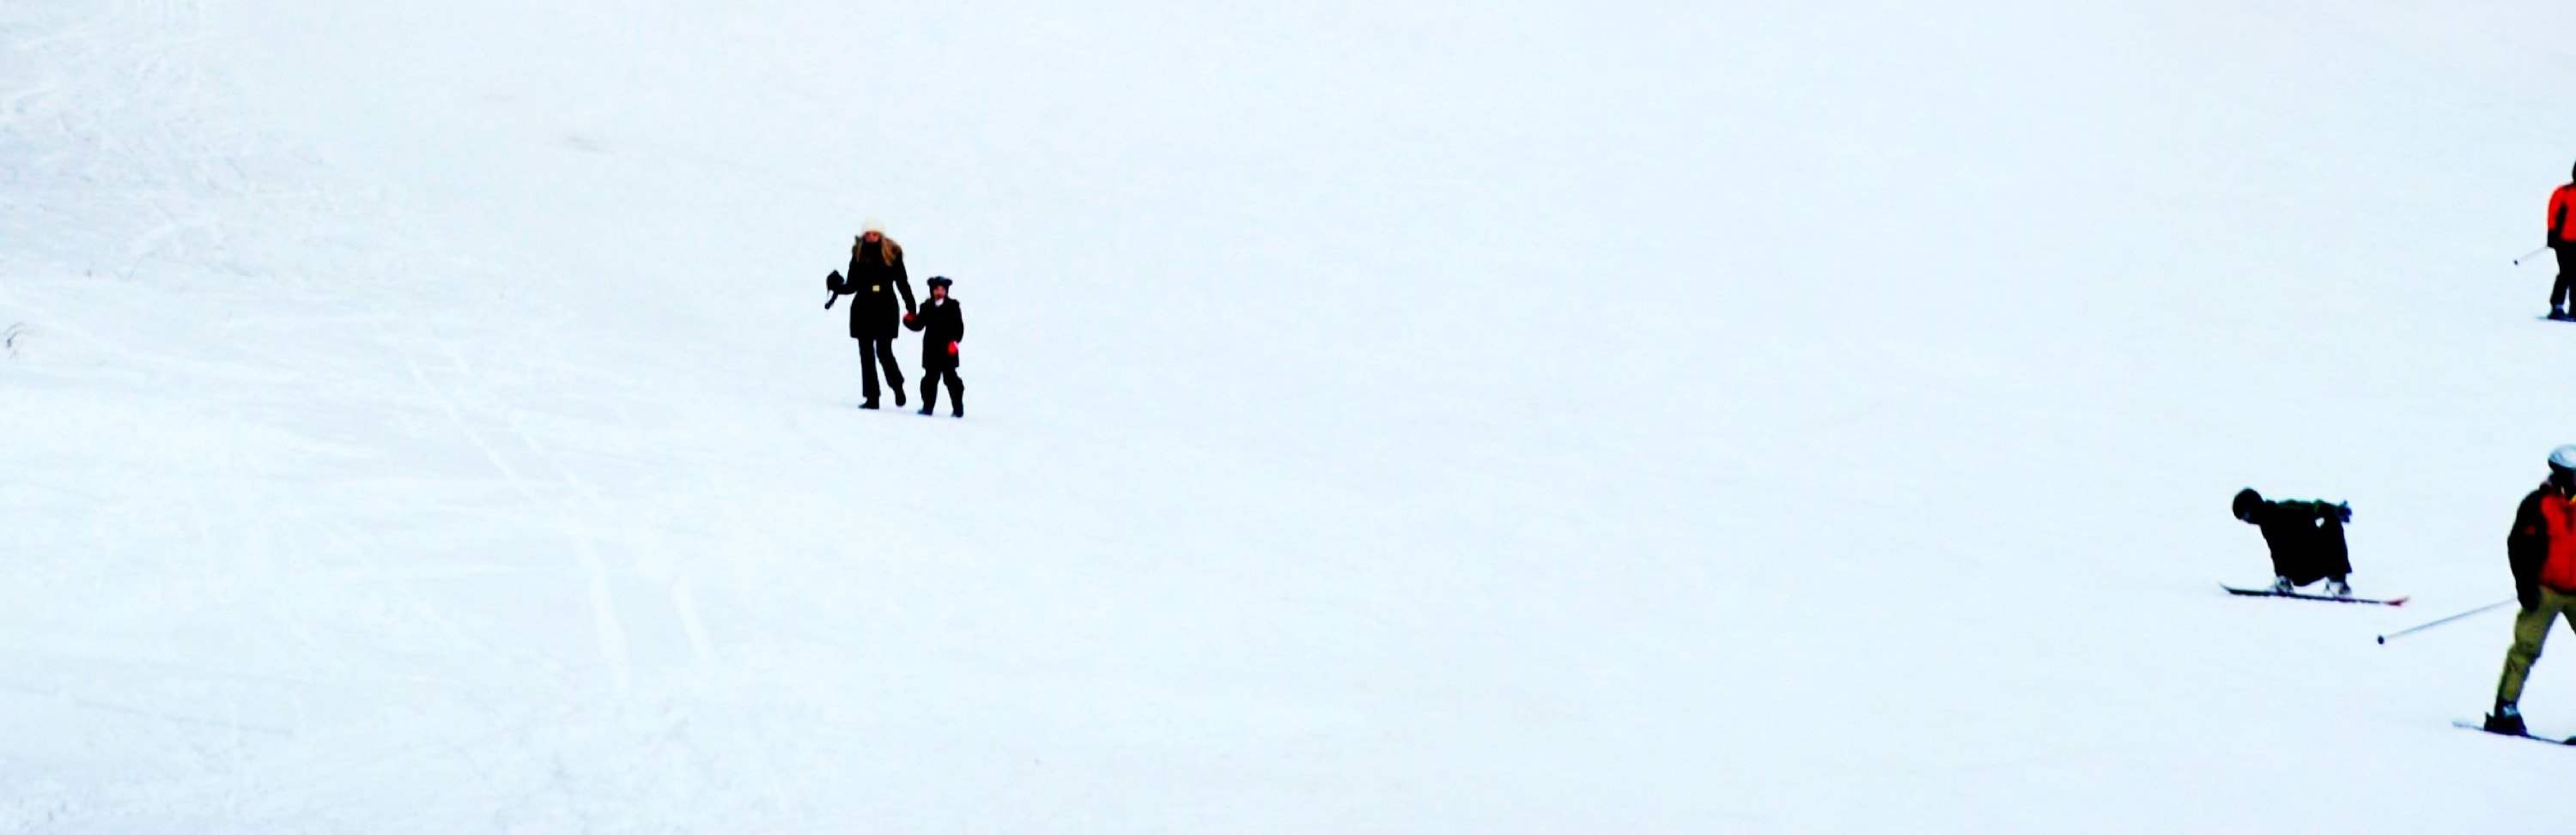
[920, 368, 963, 414]
[2270, 519, 2353, 586]
[2558, 247, 2576, 310]
[856, 338, 904, 403]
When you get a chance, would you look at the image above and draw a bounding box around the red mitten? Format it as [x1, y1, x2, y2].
[948, 342, 959, 355]
[903, 312, 917, 324]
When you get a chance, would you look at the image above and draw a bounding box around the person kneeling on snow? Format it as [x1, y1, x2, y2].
[903, 276, 964, 418]
[2233, 487, 2354, 597]
[2486, 445, 2576, 735]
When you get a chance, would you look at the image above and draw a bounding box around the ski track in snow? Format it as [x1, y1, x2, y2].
[393, 324, 634, 697]
[0, 1, 676, 826]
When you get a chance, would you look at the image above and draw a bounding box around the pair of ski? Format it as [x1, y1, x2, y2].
[2219, 584, 2408, 607]
[2452, 720, 2576, 746]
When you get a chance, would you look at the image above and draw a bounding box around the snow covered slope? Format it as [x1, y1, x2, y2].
[7, 0, 2576, 831]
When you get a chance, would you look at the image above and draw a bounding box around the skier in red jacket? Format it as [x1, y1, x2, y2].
[2548, 165, 2576, 319]
[2486, 445, 2576, 735]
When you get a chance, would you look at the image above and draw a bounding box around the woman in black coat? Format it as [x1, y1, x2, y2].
[905, 276, 964, 417]
[829, 226, 919, 408]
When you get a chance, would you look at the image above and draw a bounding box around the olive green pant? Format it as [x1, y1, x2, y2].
[2496, 587, 2576, 706]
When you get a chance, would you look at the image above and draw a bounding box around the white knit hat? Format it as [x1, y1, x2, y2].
[2549, 445, 2576, 470]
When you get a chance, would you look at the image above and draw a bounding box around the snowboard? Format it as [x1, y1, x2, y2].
[2220, 584, 2409, 606]
[2452, 719, 2576, 745]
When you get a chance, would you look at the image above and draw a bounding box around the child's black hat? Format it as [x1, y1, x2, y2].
[927, 275, 953, 288]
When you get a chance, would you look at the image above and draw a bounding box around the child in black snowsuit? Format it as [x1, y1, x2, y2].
[905, 276, 965, 418]
[2233, 487, 2355, 596]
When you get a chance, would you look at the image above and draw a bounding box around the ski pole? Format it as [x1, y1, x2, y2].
[2378, 597, 2516, 644]
[2515, 246, 2550, 266]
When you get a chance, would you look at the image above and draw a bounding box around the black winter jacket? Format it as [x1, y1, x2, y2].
[835, 239, 917, 339]
[906, 297, 964, 370]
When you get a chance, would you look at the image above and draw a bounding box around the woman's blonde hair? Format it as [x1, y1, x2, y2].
[854, 233, 902, 265]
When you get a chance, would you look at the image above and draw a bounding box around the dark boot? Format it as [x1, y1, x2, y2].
[860, 400, 879, 410]
[2487, 703, 2527, 735]
[894, 384, 907, 408]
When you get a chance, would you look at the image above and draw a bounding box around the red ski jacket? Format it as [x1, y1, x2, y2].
[2551, 185, 2576, 246]
[2512, 487, 2576, 592]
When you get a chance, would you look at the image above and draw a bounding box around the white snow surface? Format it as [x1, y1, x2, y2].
[7, 0, 2576, 831]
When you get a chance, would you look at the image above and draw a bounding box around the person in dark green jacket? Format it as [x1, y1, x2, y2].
[2233, 487, 2354, 596]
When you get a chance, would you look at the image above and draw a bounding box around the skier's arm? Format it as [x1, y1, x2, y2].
[2552, 191, 2569, 247]
[894, 257, 918, 316]
[2510, 492, 2549, 608]
[952, 303, 963, 344]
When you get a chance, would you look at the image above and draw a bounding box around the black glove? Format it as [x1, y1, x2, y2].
[2336, 502, 2352, 523]
[826, 270, 845, 293]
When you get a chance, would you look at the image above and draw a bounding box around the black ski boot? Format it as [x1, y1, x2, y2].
[860, 399, 879, 410]
[2486, 704, 2528, 736]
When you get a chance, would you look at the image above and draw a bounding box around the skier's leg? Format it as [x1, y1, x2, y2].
[945, 369, 964, 416]
[857, 340, 882, 404]
[2266, 547, 2294, 589]
[878, 341, 906, 391]
[2497, 593, 2565, 707]
[886, 342, 909, 408]
[2560, 249, 2576, 312]
[2319, 519, 2353, 593]
[919, 372, 939, 413]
